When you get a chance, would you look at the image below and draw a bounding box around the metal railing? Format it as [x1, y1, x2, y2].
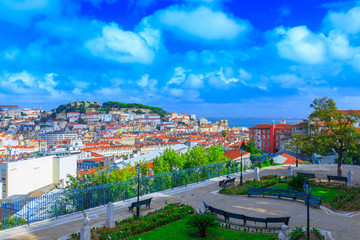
[0, 160, 247, 231]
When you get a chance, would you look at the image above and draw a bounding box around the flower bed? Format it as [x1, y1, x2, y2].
[219, 175, 287, 195]
[289, 227, 325, 240]
[329, 187, 360, 211]
[69, 203, 195, 240]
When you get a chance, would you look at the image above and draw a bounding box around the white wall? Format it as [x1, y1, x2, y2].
[53, 155, 77, 184]
[6, 156, 54, 196]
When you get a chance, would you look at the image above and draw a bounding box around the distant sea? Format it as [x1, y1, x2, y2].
[206, 117, 303, 128]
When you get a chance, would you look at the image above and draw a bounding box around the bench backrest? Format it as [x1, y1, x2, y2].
[224, 211, 244, 219]
[203, 201, 209, 209]
[131, 198, 152, 207]
[224, 177, 236, 183]
[245, 216, 267, 223]
[211, 207, 225, 215]
[327, 175, 347, 181]
[266, 217, 290, 223]
[298, 172, 316, 178]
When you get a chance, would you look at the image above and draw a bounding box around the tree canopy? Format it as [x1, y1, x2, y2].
[291, 97, 360, 176]
[67, 145, 230, 190]
[244, 141, 262, 156]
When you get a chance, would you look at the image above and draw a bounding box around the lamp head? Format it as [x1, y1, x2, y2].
[303, 180, 312, 195]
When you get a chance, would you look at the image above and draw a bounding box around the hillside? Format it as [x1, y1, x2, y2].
[52, 101, 169, 118]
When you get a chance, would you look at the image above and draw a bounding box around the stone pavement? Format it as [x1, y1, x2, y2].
[0, 165, 359, 240]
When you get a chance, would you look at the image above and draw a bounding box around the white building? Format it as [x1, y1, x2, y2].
[45, 132, 77, 145]
[0, 154, 77, 198]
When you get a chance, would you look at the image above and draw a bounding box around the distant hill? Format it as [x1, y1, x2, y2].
[52, 101, 169, 118]
[102, 101, 169, 117]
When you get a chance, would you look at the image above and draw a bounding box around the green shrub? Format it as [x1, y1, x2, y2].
[289, 226, 304, 240]
[289, 172, 309, 192]
[312, 228, 325, 240]
[186, 213, 220, 238]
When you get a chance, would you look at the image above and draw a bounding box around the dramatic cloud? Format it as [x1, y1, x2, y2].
[153, 5, 251, 41]
[85, 23, 156, 64]
[2, 0, 360, 117]
[324, 6, 360, 34]
[275, 26, 327, 65]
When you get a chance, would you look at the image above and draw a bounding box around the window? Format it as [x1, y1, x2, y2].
[276, 142, 278, 147]
[263, 135, 265, 139]
[267, 130, 270, 133]
[267, 142, 269, 146]
[263, 142, 265, 146]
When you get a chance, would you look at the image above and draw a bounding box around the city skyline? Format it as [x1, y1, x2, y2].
[1, 0, 360, 118]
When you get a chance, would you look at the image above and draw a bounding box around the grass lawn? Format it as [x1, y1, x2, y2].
[270, 183, 345, 203]
[130, 217, 276, 240]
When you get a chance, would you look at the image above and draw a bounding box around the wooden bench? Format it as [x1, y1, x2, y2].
[327, 175, 347, 185]
[220, 177, 236, 187]
[247, 187, 321, 207]
[203, 202, 289, 228]
[297, 172, 316, 179]
[128, 198, 152, 212]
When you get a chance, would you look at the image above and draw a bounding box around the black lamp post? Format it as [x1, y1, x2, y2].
[240, 147, 244, 186]
[303, 180, 312, 240]
[296, 147, 299, 168]
[136, 163, 142, 218]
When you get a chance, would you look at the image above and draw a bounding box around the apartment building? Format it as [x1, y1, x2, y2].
[249, 122, 293, 153]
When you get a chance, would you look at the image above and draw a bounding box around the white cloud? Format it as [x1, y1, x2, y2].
[155, 6, 251, 41]
[168, 67, 188, 85]
[324, 6, 360, 34]
[185, 74, 204, 88]
[168, 67, 204, 88]
[270, 74, 306, 88]
[206, 67, 240, 87]
[276, 26, 327, 64]
[326, 30, 357, 60]
[138, 74, 158, 88]
[239, 69, 252, 81]
[85, 23, 155, 64]
[0, 71, 60, 95]
[0, 0, 60, 26]
[137, 18, 163, 51]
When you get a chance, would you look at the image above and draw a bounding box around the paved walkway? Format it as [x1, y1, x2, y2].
[0, 165, 359, 240]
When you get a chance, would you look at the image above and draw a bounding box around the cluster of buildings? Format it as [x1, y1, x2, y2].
[5, 102, 349, 200]
[0, 103, 248, 199]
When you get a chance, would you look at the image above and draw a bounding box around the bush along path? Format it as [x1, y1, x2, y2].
[219, 174, 359, 211]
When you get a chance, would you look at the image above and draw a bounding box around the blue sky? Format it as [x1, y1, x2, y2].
[1, 0, 360, 118]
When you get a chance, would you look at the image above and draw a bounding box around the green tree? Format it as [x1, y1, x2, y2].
[244, 140, 262, 155]
[240, 140, 246, 150]
[293, 97, 360, 176]
[207, 145, 229, 164]
[221, 130, 227, 138]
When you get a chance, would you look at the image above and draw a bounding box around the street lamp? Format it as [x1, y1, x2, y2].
[240, 147, 244, 186]
[303, 180, 312, 240]
[136, 163, 142, 218]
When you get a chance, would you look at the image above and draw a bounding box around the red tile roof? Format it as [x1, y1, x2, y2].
[224, 148, 249, 161]
[281, 153, 304, 165]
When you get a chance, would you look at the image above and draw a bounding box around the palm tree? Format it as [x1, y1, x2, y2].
[186, 213, 219, 238]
